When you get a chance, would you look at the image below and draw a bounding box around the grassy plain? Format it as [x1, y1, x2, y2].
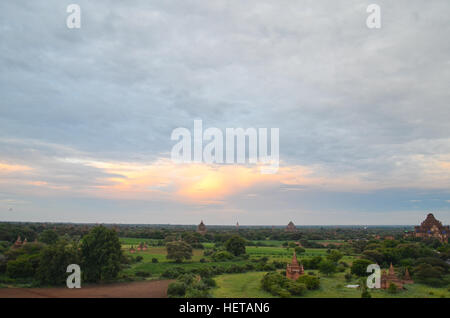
[212, 271, 450, 298]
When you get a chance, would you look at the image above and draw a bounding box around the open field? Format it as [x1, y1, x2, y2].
[0, 280, 173, 298]
[212, 271, 450, 298]
[120, 238, 333, 278]
[212, 272, 275, 298]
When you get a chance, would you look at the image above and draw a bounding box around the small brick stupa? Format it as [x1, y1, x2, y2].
[286, 250, 304, 280]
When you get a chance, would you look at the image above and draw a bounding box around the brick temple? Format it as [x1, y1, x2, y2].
[406, 213, 449, 243]
[380, 263, 413, 289]
[197, 220, 207, 235]
[285, 221, 297, 232]
[286, 250, 304, 280]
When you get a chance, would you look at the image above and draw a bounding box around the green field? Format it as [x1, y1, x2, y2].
[212, 272, 275, 298]
[212, 271, 450, 298]
[119, 237, 448, 298]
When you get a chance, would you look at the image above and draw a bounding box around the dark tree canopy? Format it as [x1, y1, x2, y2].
[81, 226, 123, 282]
[166, 241, 193, 263]
[37, 239, 80, 285]
[39, 229, 59, 245]
[351, 259, 373, 277]
[224, 235, 246, 256]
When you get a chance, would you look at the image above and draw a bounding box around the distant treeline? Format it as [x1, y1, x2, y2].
[0, 221, 411, 244]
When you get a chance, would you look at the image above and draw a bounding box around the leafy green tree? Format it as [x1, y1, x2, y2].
[167, 281, 187, 297]
[224, 235, 246, 256]
[387, 283, 398, 294]
[294, 246, 305, 255]
[288, 242, 297, 248]
[81, 226, 123, 282]
[297, 275, 320, 290]
[211, 250, 234, 261]
[361, 281, 372, 298]
[166, 241, 193, 263]
[37, 239, 80, 285]
[327, 250, 343, 263]
[39, 230, 59, 245]
[6, 255, 35, 278]
[319, 259, 336, 276]
[351, 259, 373, 276]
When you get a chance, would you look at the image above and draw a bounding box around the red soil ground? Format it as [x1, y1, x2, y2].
[0, 280, 173, 298]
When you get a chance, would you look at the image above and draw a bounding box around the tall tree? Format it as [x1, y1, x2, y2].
[81, 226, 123, 282]
[224, 235, 246, 256]
[37, 239, 80, 285]
[166, 241, 193, 263]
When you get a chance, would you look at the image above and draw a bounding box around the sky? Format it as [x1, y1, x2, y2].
[0, 0, 449, 225]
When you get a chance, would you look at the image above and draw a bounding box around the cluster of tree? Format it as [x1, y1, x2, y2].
[261, 272, 310, 297]
[0, 221, 415, 249]
[0, 226, 124, 286]
[165, 235, 247, 263]
[161, 258, 286, 279]
[350, 239, 449, 287]
[298, 250, 347, 276]
[167, 273, 217, 298]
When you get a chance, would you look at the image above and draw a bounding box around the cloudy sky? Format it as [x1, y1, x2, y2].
[0, 1, 449, 225]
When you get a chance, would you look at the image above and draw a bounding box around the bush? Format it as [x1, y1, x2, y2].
[278, 289, 291, 298]
[344, 272, 353, 282]
[167, 282, 186, 297]
[261, 272, 304, 297]
[166, 241, 193, 263]
[81, 226, 123, 283]
[152, 258, 158, 263]
[224, 236, 246, 256]
[318, 259, 336, 276]
[286, 281, 306, 296]
[185, 287, 210, 298]
[211, 251, 234, 262]
[351, 259, 373, 277]
[388, 283, 398, 294]
[7, 256, 35, 278]
[36, 240, 80, 285]
[161, 267, 186, 279]
[202, 277, 217, 287]
[297, 275, 320, 290]
[135, 256, 143, 262]
[135, 271, 151, 278]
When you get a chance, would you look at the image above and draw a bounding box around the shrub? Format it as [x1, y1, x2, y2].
[344, 272, 353, 282]
[388, 283, 398, 294]
[152, 258, 158, 263]
[286, 281, 306, 296]
[211, 251, 234, 262]
[166, 241, 193, 263]
[135, 256, 143, 262]
[278, 289, 291, 298]
[202, 277, 217, 288]
[135, 271, 151, 278]
[351, 259, 373, 277]
[167, 282, 186, 297]
[81, 226, 123, 283]
[36, 240, 80, 285]
[224, 236, 246, 256]
[161, 267, 186, 279]
[7, 255, 35, 278]
[319, 259, 337, 276]
[185, 287, 210, 298]
[297, 275, 320, 290]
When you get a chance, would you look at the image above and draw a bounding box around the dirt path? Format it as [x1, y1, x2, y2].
[0, 280, 173, 298]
